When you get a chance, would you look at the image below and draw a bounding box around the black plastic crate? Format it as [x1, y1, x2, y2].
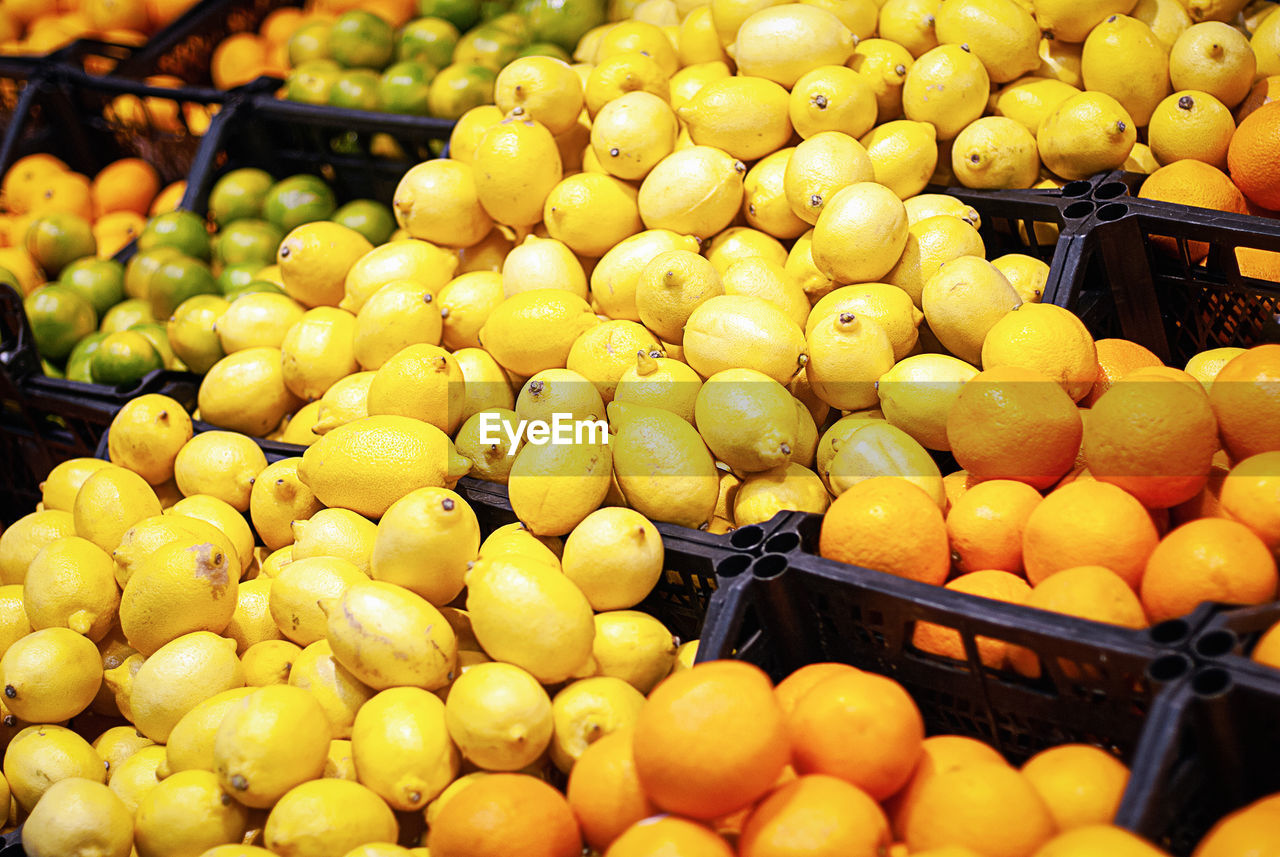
[1189, 602, 1280, 682]
[1115, 665, 1280, 855]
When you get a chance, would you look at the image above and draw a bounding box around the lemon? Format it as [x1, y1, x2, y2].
[495, 56, 585, 135]
[849, 37, 913, 121]
[93, 726, 153, 780]
[0, 584, 30, 659]
[590, 610, 677, 694]
[993, 77, 1082, 135]
[706, 227, 789, 276]
[583, 52, 672, 117]
[291, 508, 377, 577]
[480, 288, 600, 376]
[276, 222, 373, 310]
[174, 431, 268, 513]
[289, 640, 375, 739]
[935, 0, 1039, 83]
[438, 271, 506, 352]
[1037, 91, 1137, 181]
[279, 307, 360, 403]
[455, 408, 524, 484]
[103, 651, 145, 723]
[215, 292, 306, 354]
[119, 536, 238, 656]
[226, 577, 286, 653]
[501, 236, 588, 303]
[4, 725, 105, 812]
[280, 403, 325, 446]
[1147, 90, 1235, 168]
[593, 229, 701, 322]
[811, 181, 909, 284]
[1169, 21, 1255, 108]
[259, 546, 294, 580]
[107, 394, 193, 486]
[198, 347, 301, 437]
[74, 465, 162, 554]
[694, 368, 799, 473]
[677, 9, 730, 65]
[243, 639, 300, 686]
[673, 639, 698, 671]
[637, 146, 745, 239]
[38, 459, 112, 514]
[264, 779, 399, 857]
[441, 662, 552, 772]
[732, 461, 827, 523]
[24, 775, 131, 857]
[342, 239, 459, 316]
[130, 631, 244, 743]
[614, 352, 703, 423]
[778, 230, 834, 305]
[590, 91, 678, 182]
[106, 743, 164, 814]
[0, 627, 102, 723]
[270, 557, 366, 647]
[167, 494, 256, 578]
[393, 160, 494, 250]
[826, 421, 945, 505]
[479, 522, 564, 566]
[921, 255, 1023, 364]
[323, 581, 458, 690]
[372, 487, 479, 606]
[981, 302, 1099, 402]
[1081, 14, 1171, 127]
[718, 259, 808, 329]
[352, 282, 444, 372]
[879, 214, 987, 308]
[449, 105, 507, 165]
[508, 432, 612, 536]
[607, 401, 719, 528]
[902, 44, 990, 140]
[543, 174, 644, 258]
[324, 738, 356, 780]
[212, 685, 330, 809]
[805, 311, 896, 411]
[858, 119, 938, 199]
[808, 283, 923, 360]
[731, 4, 854, 86]
[783, 131, 875, 226]
[23, 536, 118, 640]
[313, 372, 377, 437]
[560, 507, 664, 611]
[347, 687, 459, 813]
[991, 253, 1050, 305]
[368, 343, 466, 435]
[876, 353, 979, 451]
[1252, 6, 1280, 76]
[741, 148, 808, 240]
[950, 115, 1041, 190]
[1036, 0, 1139, 43]
[135, 769, 248, 857]
[670, 60, 731, 112]
[1034, 35, 1084, 86]
[790, 396, 821, 466]
[678, 77, 792, 161]
[808, 0, 878, 36]
[548, 676, 645, 772]
[454, 348, 516, 425]
[162, 687, 256, 777]
[567, 320, 666, 405]
[683, 293, 808, 385]
[710, 0, 786, 44]
[248, 459, 321, 553]
[473, 116, 563, 228]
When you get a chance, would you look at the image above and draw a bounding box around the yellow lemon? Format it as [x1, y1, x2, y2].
[119, 537, 239, 656]
[678, 8, 731, 65]
[592, 228, 701, 322]
[107, 744, 164, 815]
[825, 421, 945, 505]
[23, 535, 118, 641]
[161, 687, 256, 777]
[270, 556, 367, 647]
[590, 610, 677, 693]
[502, 235, 588, 300]
[351, 686, 458, 810]
[24, 777, 131, 857]
[683, 293, 808, 385]
[438, 271, 507, 351]
[129, 631, 244, 743]
[980, 302, 1099, 402]
[784, 130, 875, 225]
[214, 685, 330, 809]
[453, 347, 516, 425]
[1147, 89, 1235, 168]
[590, 91, 679, 182]
[583, 51, 672, 117]
[74, 465, 162, 554]
[322, 581, 458, 690]
[508, 432, 613, 536]
[877, 353, 979, 450]
[993, 76, 1083, 135]
[678, 76, 792, 161]
[225, 578, 285, 653]
[167, 493, 255, 578]
[902, 43, 990, 140]
[548, 676, 645, 772]
[393, 160, 494, 250]
[883, 213, 986, 306]
[608, 401, 720, 528]
[263, 780, 398, 857]
[353, 281, 444, 371]
[992, 253, 1050, 304]
[789, 64, 878, 140]
[720, 258, 810, 329]
[562, 507, 664, 611]
[277, 222, 373, 309]
[878, 0, 942, 59]
[454, 408, 522, 485]
[280, 307, 359, 402]
[242, 639, 301, 686]
[638, 146, 745, 239]
[371, 487, 480, 606]
[921, 254, 1023, 364]
[612, 352, 704, 424]
[1169, 20, 1256, 108]
[705, 226, 789, 276]
[107, 393, 193, 486]
[173, 430, 268, 512]
[543, 173, 644, 258]
[248, 458, 323, 551]
[1081, 14, 1171, 126]
[710, 0, 787, 46]
[38, 459, 112, 514]
[951, 115, 1041, 189]
[935, 0, 1040, 83]
[341, 239, 459, 315]
[1037, 92, 1137, 180]
[0, 627, 102, 723]
[198, 347, 301, 437]
[443, 662, 552, 771]
[448, 105, 506, 165]
[473, 116, 563, 228]
[494, 56, 585, 135]
[743, 148, 809, 240]
[134, 769, 249, 857]
[479, 288, 600, 376]
[289, 640, 375, 739]
[808, 282, 924, 360]
[806, 311, 896, 410]
[858, 119, 938, 199]
[849, 37, 914, 121]
[1035, 0, 1140, 43]
[670, 59, 732, 111]
[811, 180, 908, 284]
[366, 343, 466, 435]
[730, 4, 854, 87]
[215, 292, 306, 354]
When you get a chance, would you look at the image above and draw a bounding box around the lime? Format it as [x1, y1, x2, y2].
[138, 210, 212, 262]
[213, 219, 284, 269]
[263, 175, 339, 234]
[65, 330, 108, 382]
[208, 167, 275, 227]
[330, 199, 397, 245]
[58, 257, 125, 317]
[398, 17, 459, 68]
[428, 63, 497, 119]
[488, 11, 531, 41]
[25, 212, 97, 277]
[482, 0, 514, 21]
[288, 21, 332, 66]
[224, 279, 285, 300]
[123, 246, 184, 300]
[453, 24, 524, 71]
[129, 321, 176, 368]
[168, 294, 229, 374]
[89, 330, 164, 387]
[24, 285, 97, 361]
[329, 69, 384, 111]
[215, 262, 260, 296]
[517, 41, 572, 61]
[148, 254, 218, 319]
[330, 10, 395, 70]
[286, 61, 341, 106]
[379, 61, 435, 115]
[0, 265, 19, 296]
[526, 0, 604, 52]
[417, 0, 482, 32]
[100, 298, 154, 334]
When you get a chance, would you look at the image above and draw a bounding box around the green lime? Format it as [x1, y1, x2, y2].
[452, 24, 524, 71]
[427, 63, 497, 119]
[138, 210, 212, 262]
[123, 246, 184, 300]
[215, 262, 261, 296]
[488, 11, 530, 41]
[208, 167, 275, 227]
[213, 219, 284, 269]
[526, 0, 604, 52]
[58, 257, 126, 317]
[168, 294, 229, 374]
[89, 330, 163, 387]
[330, 10, 395, 70]
[100, 298, 154, 334]
[129, 321, 176, 369]
[65, 331, 108, 382]
[224, 279, 285, 300]
[330, 199, 397, 245]
[288, 20, 332, 66]
[24, 284, 98, 362]
[329, 69, 384, 111]
[148, 254, 218, 320]
[286, 61, 342, 106]
[397, 17, 459, 68]
[481, 0, 513, 22]
[379, 60, 435, 115]
[417, 0, 482, 32]
[263, 175, 339, 234]
[518, 41, 572, 61]
[25, 213, 97, 278]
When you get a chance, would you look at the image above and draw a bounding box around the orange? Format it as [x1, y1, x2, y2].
[150, 181, 186, 216]
[786, 670, 924, 802]
[1228, 101, 1280, 210]
[1208, 344, 1280, 461]
[1138, 161, 1247, 262]
[427, 773, 582, 857]
[91, 158, 161, 219]
[947, 367, 1084, 491]
[904, 762, 1057, 857]
[1020, 744, 1130, 831]
[1021, 481, 1160, 590]
[883, 734, 1008, 840]
[212, 32, 268, 90]
[911, 571, 1033, 668]
[93, 210, 146, 258]
[28, 171, 92, 221]
[738, 774, 891, 857]
[258, 7, 305, 43]
[1235, 75, 1280, 123]
[1170, 460, 1229, 526]
[604, 816, 734, 857]
[632, 661, 789, 820]
[1119, 365, 1205, 388]
[1084, 377, 1218, 509]
[941, 469, 977, 513]
[1235, 246, 1280, 281]
[773, 663, 860, 716]
[1140, 518, 1278, 624]
[945, 479, 1043, 574]
[145, 0, 200, 29]
[1252, 621, 1280, 668]
[566, 728, 656, 853]
[1080, 339, 1164, 409]
[1, 154, 68, 216]
[1218, 451, 1280, 550]
[1009, 566, 1148, 678]
[85, 0, 149, 32]
[1035, 825, 1173, 857]
[1193, 795, 1280, 857]
[818, 477, 950, 586]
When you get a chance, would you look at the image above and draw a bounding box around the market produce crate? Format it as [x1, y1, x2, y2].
[697, 512, 1196, 763]
[1188, 602, 1280, 682]
[1114, 664, 1280, 855]
[0, 54, 41, 136]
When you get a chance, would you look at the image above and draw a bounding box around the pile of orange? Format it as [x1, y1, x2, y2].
[820, 342, 1280, 672]
[0, 0, 200, 57]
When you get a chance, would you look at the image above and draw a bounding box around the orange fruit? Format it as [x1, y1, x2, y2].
[1138, 161, 1248, 262]
[1251, 621, 1280, 669]
[941, 469, 977, 513]
[605, 816, 734, 857]
[1021, 480, 1160, 590]
[884, 734, 1007, 839]
[93, 210, 146, 258]
[259, 7, 305, 43]
[212, 32, 268, 90]
[1020, 744, 1130, 831]
[945, 479, 1043, 574]
[145, 0, 199, 29]
[28, 171, 93, 220]
[1084, 377, 1218, 509]
[566, 728, 656, 853]
[427, 773, 582, 857]
[738, 774, 891, 857]
[947, 367, 1084, 490]
[150, 181, 186, 216]
[1080, 339, 1164, 409]
[91, 158, 161, 219]
[1140, 518, 1278, 624]
[1228, 101, 1280, 210]
[1235, 246, 1280, 281]
[773, 663, 860, 716]
[1, 154, 68, 216]
[1208, 344, 1280, 461]
[85, 0, 149, 33]
[632, 661, 789, 820]
[1009, 566, 1148, 678]
[1193, 795, 1280, 857]
[786, 670, 924, 802]
[912, 571, 1033, 668]
[1170, 459, 1229, 526]
[1035, 825, 1173, 857]
[819, 477, 950, 586]
[904, 762, 1057, 857]
[1218, 451, 1280, 550]
[1236, 76, 1280, 123]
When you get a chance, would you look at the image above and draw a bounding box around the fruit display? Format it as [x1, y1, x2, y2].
[0, 0, 201, 57]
